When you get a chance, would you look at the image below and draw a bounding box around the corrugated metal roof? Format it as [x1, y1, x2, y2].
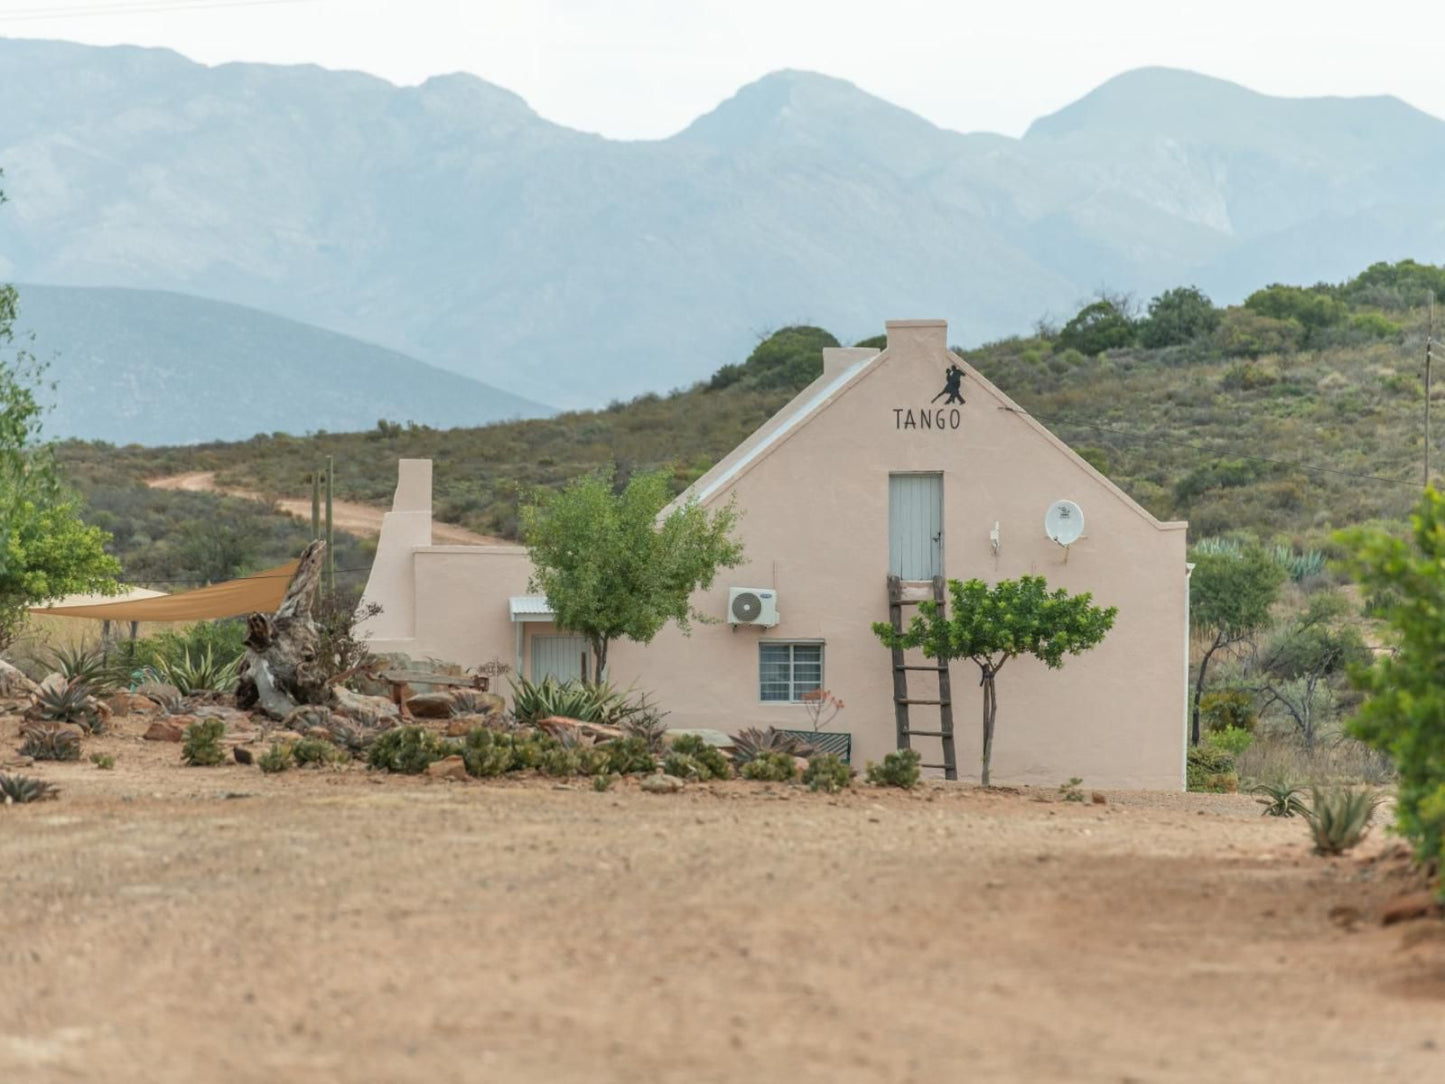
[509, 595, 554, 619]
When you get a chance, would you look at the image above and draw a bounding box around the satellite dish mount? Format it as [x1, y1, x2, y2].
[1044, 499, 1085, 562]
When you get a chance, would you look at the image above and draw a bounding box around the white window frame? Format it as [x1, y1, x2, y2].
[758, 640, 825, 704]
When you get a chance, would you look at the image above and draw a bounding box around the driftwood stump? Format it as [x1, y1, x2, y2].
[236, 540, 328, 720]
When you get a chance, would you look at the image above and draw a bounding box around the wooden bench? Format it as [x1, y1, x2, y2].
[379, 669, 490, 718]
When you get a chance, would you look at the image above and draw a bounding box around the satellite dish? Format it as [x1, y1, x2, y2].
[1045, 500, 1085, 547]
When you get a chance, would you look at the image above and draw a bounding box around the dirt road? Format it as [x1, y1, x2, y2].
[2, 715, 1442, 1083]
[147, 471, 504, 546]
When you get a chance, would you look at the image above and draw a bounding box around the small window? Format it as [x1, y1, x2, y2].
[759, 642, 823, 703]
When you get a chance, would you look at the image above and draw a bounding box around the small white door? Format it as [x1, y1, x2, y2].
[530, 634, 590, 682]
[889, 473, 943, 579]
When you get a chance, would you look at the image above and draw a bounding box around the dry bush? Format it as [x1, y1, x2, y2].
[1236, 729, 1393, 788]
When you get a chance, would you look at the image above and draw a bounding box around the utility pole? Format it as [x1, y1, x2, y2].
[1428, 298, 1436, 490]
[325, 455, 335, 595]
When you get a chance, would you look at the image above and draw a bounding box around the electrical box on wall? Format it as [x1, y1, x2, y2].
[728, 587, 780, 628]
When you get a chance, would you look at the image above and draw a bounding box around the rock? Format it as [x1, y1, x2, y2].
[664, 728, 734, 748]
[536, 716, 625, 742]
[269, 730, 305, 744]
[641, 771, 684, 794]
[143, 720, 186, 743]
[407, 689, 506, 719]
[0, 659, 37, 699]
[1382, 890, 1442, 926]
[281, 704, 335, 732]
[1091, 792, 1107, 805]
[1, 755, 35, 769]
[445, 714, 494, 737]
[1327, 903, 1362, 930]
[135, 681, 182, 705]
[793, 756, 810, 775]
[305, 726, 332, 740]
[107, 692, 159, 717]
[330, 686, 400, 728]
[233, 746, 255, 765]
[426, 755, 469, 781]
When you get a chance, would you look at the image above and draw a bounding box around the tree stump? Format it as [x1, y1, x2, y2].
[236, 540, 328, 719]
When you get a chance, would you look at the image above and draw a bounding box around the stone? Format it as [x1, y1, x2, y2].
[641, 771, 684, 794]
[1091, 792, 1107, 805]
[330, 686, 400, 728]
[1381, 890, 1442, 926]
[107, 692, 159, 717]
[233, 746, 255, 766]
[536, 716, 624, 742]
[143, 720, 185, 743]
[406, 689, 505, 719]
[664, 728, 734, 748]
[426, 755, 469, 782]
[793, 756, 810, 776]
[0, 659, 37, 700]
[445, 714, 493, 737]
[135, 681, 182, 705]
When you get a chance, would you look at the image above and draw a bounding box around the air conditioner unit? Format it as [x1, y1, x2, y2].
[728, 587, 780, 628]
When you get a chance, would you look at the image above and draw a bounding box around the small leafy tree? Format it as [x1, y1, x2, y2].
[0, 181, 121, 644]
[1188, 546, 1284, 746]
[1056, 298, 1136, 356]
[873, 576, 1117, 785]
[521, 467, 744, 683]
[1339, 489, 1445, 888]
[1255, 591, 1368, 753]
[1139, 286, 1220, 348]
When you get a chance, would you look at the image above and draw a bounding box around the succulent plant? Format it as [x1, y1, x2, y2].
[44, 644, 125, 693]
[20, 722, 83, 762]
[447, 688, 498, 717]
[729, 726, 814, 766]
[1250, 780, 1310, 818]
[181, 719, 227, 767]
[1308, 786, 1382, 855]
[30, 675, 105, 733]
[0, 773, 60, 804]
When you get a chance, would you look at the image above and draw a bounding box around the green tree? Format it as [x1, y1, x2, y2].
[1255, 591, 1369, 753]
[873, 576, 1117, 785]
[1056, 298, 1136, 356]
[1243, 284, 1347, 345]
[1188, 546, 1285, 746]
[521, 467, 744, 682]
[1340, 490, 1445, 888]
[1139, 286, 1220, 348]
[0, 182, 122, 644]
[706, 326, 839, 393]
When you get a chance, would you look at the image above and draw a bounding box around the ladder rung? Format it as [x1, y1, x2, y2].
[901, 729, 949, 737]
[896, 698, 948, 705]
[894, 665, 946, 671]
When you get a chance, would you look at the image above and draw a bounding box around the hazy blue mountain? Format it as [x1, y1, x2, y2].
[10, 285, 550, 445]
[2, 40, 1443, 411]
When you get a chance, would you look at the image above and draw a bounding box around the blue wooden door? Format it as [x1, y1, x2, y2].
[889, 473, 943, 579]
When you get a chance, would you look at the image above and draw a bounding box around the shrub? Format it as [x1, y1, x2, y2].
[0, 773, 59, 804]
[1250, 780, 1309, 818]
[1199, 689, 1257, 734]
[592, 773, 615, 792]
[668, 734, 731, 780]
[147, 647, 241, 696]
[1139, 286, 1220, 348]
[90, 753, 115, 770]
[367, 726, 451, 774]
[662, 751, 706, 781]
[20, 723, 82, 762]
[459, 727, 516, 777]
[181, 719, 227, 767]
[510, 675, 617, 725]
[802, 753, 852, 793]
[258, 743, 292, 774]
[1057, 299, 1136, 356]
[1058, 777, 1085, 802]
[865, 749, 921, 789]
[603, 734, 657, 776]
[292, 737, 339, 767]
[1186, 746, 1237, 793]
[1307, 786, 1381, 855]
[1206, 726, 1255, 757]
[1215, 310, 1301, 358]
[741, 751, 797, 782]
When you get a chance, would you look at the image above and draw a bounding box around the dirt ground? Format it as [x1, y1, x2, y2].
[146, 470, 502, 546]
[2, 714, 1443, 1084]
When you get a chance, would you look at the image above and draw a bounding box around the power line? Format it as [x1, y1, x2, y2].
[0, 0, 316, 22]
[999, 406, 1423, 492]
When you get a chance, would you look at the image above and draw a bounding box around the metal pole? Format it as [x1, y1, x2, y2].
[325, 455, 335, 595]
[1428, 298, 1436, 490]
[311, 471, 320, 540]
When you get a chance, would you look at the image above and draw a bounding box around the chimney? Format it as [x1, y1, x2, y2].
[822, 346, 877, 378]
[885, 319, 948, 353]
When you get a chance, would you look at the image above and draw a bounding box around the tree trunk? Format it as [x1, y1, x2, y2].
[1191, 632, 1225, 747]
[235, 541, 328, 719]
[980, 668, 997, 786]
[589, 637, 609, 686]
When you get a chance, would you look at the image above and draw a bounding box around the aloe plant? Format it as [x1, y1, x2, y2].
[0, 773, 59, 804]
[145, 647, 241, 696]
[1307, 786, 1381, 855]
[1250, 780, 1310, 818]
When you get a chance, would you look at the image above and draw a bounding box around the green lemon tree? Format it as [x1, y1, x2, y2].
[873, 576, 1117, 785]
[521, 467, 744, 683]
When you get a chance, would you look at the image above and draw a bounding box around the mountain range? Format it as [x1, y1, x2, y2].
[3, 37, 1445, 416]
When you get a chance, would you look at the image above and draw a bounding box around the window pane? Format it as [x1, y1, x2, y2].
[758, 642, 825, 702]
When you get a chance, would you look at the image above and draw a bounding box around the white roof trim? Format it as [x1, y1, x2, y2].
[687, 355, 874, 505]
[509, 595, 555, 622]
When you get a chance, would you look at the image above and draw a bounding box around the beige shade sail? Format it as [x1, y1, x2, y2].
[29, 560, 299, 623]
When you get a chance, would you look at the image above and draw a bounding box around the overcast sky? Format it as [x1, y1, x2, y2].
[5, 0, 1445, 139]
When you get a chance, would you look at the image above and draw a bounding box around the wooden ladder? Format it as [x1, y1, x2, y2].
[886, 574, 957, 780]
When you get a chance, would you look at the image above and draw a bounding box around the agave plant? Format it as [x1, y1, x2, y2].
[1250, 780, 1310, 818]
[1307, 786, 1382, 855]
[0, 773, 59, 804]
[447, 688, 500, 717]
[510, 676, 605, 724]
[729, 726, 815, 767]
[44, 644, 125, 693]
[145, 647, 242, 696]
[30, 674, 105, 733]
[20, 722, 83, 762]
